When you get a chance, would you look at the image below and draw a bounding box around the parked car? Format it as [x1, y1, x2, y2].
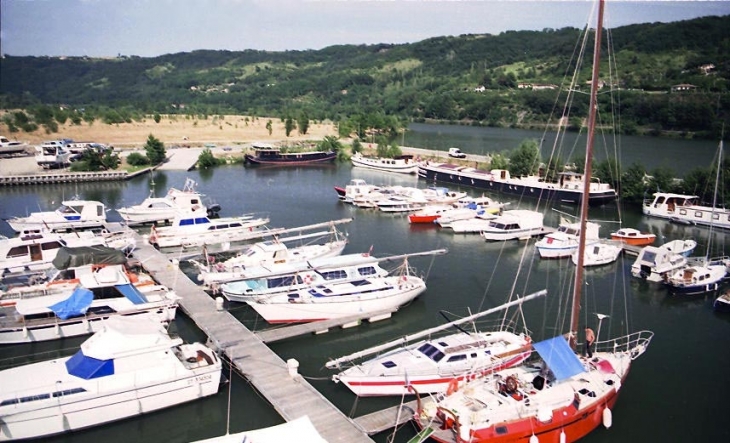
[448, 148, 466, 158]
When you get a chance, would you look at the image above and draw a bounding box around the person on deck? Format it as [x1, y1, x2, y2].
[585, 327, 595, 358]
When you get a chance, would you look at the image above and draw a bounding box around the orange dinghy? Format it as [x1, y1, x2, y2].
[610, 228, 656, 246]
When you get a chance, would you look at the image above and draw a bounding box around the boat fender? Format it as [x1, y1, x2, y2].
[446, 378, 459, 395]
[529, 435, 539, 443]
[603, 407, 613, 428]
[560, 430, 566, 443]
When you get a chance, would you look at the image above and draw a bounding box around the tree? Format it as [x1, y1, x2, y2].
[197, 148, 223, 168]
[489, 153, 509, 170]
[297, 112, 309, 135]
[144, 134, 166, 165]
[154, 113, 161, 123]
[351, 139, 363, 155]
[284, 116, 295, 137]
[266, 120, 273, 135]
[620, 162, 649, 204]
[508, 139, 541, 176]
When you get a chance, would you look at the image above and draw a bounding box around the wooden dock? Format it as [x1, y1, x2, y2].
[130, 232, 375, 443]
[353, 400, 419, 435]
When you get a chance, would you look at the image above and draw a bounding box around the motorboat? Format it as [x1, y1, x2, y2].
[642, 192, 730, 230]
[661, 239, 697, 257]
[148, 213, 270, 249]
[193, 224, 349, 287]
[714, 290, 730, 312]
[244, 143, 336, 165]
[335, 179, 381, 203]
[0, 228, 135, 275]
[571, 240, 623, 267]
[34, 140, 74, 168]
[664, 259, 728, 295]
[434, 197, 505, 228]
[0, 316, 221, 440]
[631, 245, 688, 282]
[479, 210, 548, 241]
[116, 178, 220, 225]
[408, 204, 454, 224]
[535, 220, 600, 258]
[351, 152, 420, 174]
[447, 213, 499, 234]
[610, 228, 656, 246]
[243, 249, 446, 324]
[5, 200, 108, 233]
[0, 136, 29, 155]
[0, 246, 178, 343]
[217, 251, 396, 302]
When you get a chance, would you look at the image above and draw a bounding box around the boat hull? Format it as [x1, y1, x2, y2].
[245, 151, 336, 165]
[351, 155, 419, 174]
[0, 360, 219, 441]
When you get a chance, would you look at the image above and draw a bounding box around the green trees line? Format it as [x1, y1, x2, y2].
[1, 15, 729, 138]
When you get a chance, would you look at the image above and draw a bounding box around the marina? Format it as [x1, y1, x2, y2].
[1, 141, 729, 443]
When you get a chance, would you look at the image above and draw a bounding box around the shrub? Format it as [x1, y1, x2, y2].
[126, 152, 150, 166]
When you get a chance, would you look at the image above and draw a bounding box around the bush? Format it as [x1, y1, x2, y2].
[197, 148, 225, 168]
[126, 152, 150, 166]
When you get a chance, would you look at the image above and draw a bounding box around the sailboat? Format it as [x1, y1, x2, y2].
[664, 141, 729, 295]
[413, 2, 653, 441]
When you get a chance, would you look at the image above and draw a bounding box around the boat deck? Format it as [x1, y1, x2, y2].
[129, 229, 374, 443]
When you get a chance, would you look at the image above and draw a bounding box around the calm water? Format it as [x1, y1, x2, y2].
[405, 123, 721, 176]
[1, 140, 729, 442]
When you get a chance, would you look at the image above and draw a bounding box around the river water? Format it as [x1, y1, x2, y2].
[1, 131, 729, 443]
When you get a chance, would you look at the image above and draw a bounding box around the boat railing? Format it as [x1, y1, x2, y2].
[593, 330, 654, 360]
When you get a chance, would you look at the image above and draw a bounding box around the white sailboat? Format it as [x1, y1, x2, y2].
[327, 290, 546, 397]
[413, 3, 653, 442]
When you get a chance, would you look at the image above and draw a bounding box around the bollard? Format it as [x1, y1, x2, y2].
[287, 358, 300, 378]
[215, 297, 224, 311]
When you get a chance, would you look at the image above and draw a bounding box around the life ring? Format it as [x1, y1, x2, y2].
[304, 275, 313, 284]
[446, 378, 459, 395]
[505, 375, 518, 394]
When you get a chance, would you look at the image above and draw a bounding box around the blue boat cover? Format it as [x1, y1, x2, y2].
[48, 286, 94, 320]
[533, 336, 586, 382]
[116, 283, 148, 305]
[65, 350, 114, 379]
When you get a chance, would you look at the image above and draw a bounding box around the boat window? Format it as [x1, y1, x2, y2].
[267, 276, 296, 288]
[7, 245, 29, 258]
[320, 270, 347, 280]
[52, 387, 86, 398]
[417, 344, 445, 362]
[695, 212, 702, 218]
[713, 213, 720, 220]
[41, 241, 62, 250]
[179, 218, 195, 226]
[357, 266, 378, 276]
[194, 217, 210, 224]
[351, 280, 371, 287]
[229, 223, 242, 228]
[446, 354, 467, 363]
[59, 205, 78, 214]
[679, 209, 687, 215]
[381, 361, 397, 368]
[641, 250, 657, 263]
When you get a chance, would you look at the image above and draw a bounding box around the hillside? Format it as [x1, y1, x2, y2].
[1, 15, 729, 138]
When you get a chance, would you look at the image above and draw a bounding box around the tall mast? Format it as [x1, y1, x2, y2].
[570, 0, 605, 345]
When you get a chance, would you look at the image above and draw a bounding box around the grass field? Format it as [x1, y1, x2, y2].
[0, 114, 338, 149]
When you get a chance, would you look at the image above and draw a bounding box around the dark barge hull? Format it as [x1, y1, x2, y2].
[418, 163, 616, 207]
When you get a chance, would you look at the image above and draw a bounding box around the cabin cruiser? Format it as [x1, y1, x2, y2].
[0, 228, 135, 275]
[116, 178, 221, 225]
[642, 192, 730, 230]
[479, 210, 547, 241]
[351, 152, 420, 174]
[0, 246, 178, 343]
[0, 316, 221, 440]
[631, 245, 688, 282]
[6, 200, 107, 233]
[535, 220, 600, 258]
[148, 213, 270, 249]
[193, 226, 348, 287]
[0, 136, 29, 155]
[34, 140, 74, 168]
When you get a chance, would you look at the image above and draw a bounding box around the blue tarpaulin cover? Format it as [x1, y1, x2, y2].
[116, 283, 148, 305]
[533, 336, 586, 382]
[65, 351, 115, 379]
[48, 286, 94, 320]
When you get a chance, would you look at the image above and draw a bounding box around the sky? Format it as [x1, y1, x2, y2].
[1, 0, 729, 58]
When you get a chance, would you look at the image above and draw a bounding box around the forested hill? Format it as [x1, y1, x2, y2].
[1, 15, 729, 137]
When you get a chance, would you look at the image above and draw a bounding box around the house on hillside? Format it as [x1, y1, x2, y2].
[671, 84, 697, 93]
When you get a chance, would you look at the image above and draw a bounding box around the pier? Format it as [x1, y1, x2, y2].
[129, 231, 376, 443]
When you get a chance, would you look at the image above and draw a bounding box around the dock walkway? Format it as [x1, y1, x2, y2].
[130, 233, 374, 443]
